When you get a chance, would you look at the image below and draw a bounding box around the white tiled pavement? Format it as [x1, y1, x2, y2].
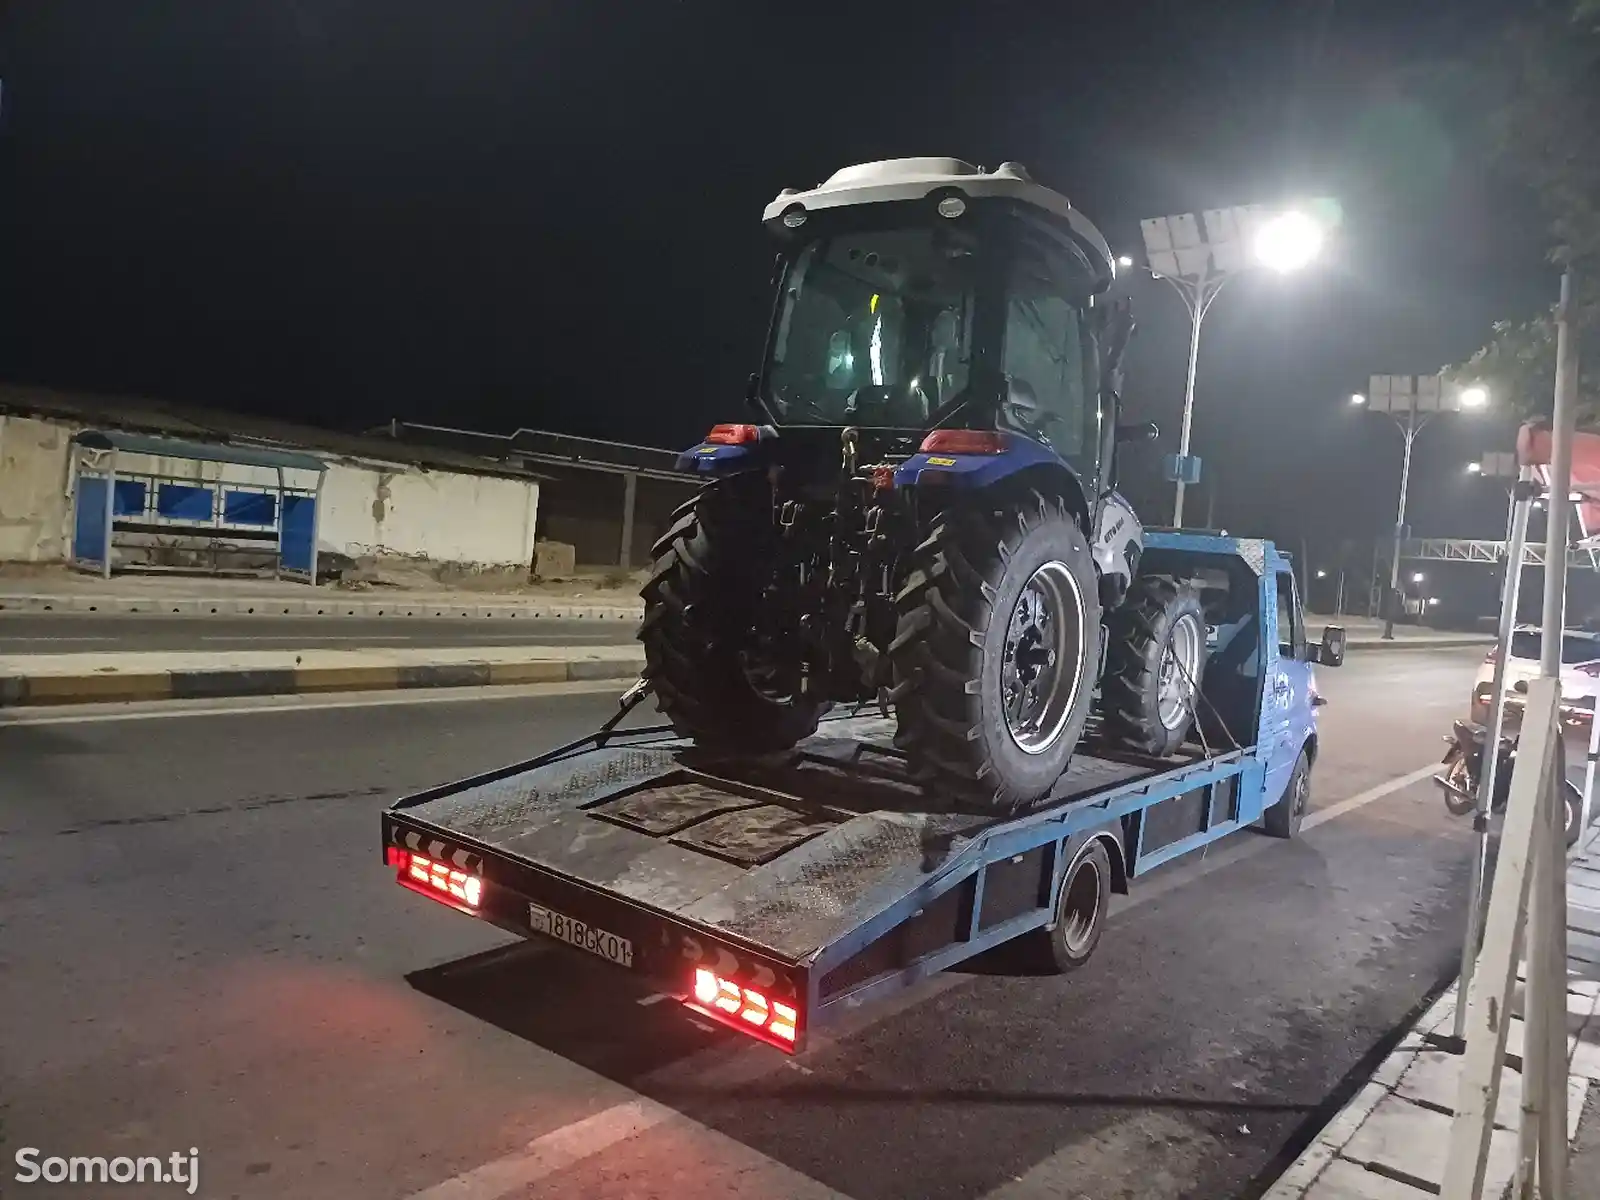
[1263, 846, 1600, 1200]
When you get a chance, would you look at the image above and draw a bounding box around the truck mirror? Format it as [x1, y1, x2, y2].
[1116, 421, 1159, 444]
[1319, 625, 1347, 668]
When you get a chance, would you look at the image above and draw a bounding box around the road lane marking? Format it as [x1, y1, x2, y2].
[404, 1099, 671, 1199]
[402, 1095, 851, 1200]
[399, 759, 1446, 1200]
[1302, 763, 1442, 831]
[0, 679, 631, 725]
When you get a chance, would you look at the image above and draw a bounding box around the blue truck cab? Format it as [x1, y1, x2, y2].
[381, 531, 1345, 1053]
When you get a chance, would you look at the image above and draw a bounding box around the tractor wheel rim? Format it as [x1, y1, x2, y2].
[1060, 854, 1103, 955]
[1001, 560, 1087, 755]
[1157, 613, 1204, 730]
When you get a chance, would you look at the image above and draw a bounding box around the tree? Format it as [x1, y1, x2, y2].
[1453, 312, 1600, 425]
[1452, 1, 1600, 420]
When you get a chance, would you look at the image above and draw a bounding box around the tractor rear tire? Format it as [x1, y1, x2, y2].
[1101, 576, 1208, 757]
[889, 491, 1101, 813]
[639, 476, 826, 754]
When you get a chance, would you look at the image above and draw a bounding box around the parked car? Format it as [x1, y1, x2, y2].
[1472, 626, 1600, 724]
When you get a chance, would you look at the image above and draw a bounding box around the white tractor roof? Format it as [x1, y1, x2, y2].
[763, 157, 1114, 278]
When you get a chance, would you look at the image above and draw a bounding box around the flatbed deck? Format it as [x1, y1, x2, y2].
[381, 531, 1332, 1051]
[383, 710, 1259, 1050]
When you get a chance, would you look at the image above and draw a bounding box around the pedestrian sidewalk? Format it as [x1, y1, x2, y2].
[0, 578, 1491, 649]
[0, 643, 644, 706]
[1264, 843, 1600, 1200]
[0, 570, 643, 622]
[1310, 613, 1496, 651]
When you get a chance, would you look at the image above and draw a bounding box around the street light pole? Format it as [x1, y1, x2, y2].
[1138, 204, 1327, 529]
[1357, 375, 1487, 639]
[1384, 407, 1418, 639]
[1168, 268, 1231, 528]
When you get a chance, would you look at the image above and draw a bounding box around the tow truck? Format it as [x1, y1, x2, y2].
[381, 532, 1344, 1053]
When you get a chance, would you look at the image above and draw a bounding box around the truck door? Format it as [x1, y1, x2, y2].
[1264, 566, 1312, 805]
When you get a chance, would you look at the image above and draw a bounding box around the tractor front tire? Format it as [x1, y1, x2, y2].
[639, 476, 825, 755]
[1101, 576, 1208, 757]
[890, 491, 1101, 813]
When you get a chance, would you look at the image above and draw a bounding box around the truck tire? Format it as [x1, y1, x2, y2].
[1101, 576, 1208, 757]
[639, 476, 826, 754]
[1263, 750, 1310, 839]
[890, 490, 1101, 812]
[1023, 838, 1112, 973]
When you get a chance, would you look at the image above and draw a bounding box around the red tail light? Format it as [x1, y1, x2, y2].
[705, 423, 762, 445]
[920, 429, 1008, 455]
[392, 849, 483, 910]
[688, 967, 799, 1049]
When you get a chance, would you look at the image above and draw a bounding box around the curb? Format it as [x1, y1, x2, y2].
[0, 656, 643, 708]
[0, 593, 644, 621]
[1346, 636, 1495, 651]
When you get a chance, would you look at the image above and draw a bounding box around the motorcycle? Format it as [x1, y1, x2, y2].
[1435, 718, 1582, 848]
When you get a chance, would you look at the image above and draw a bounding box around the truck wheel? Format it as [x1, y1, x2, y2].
[1024, 839, 1112, 973]
[639, 476, 826, 754]
[1101, 575, 1207, 757]
[1263, 750, 1310, 839]
[890, 490, 1101, 812]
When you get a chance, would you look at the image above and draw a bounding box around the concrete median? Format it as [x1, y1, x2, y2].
[0, 644, 643, 707]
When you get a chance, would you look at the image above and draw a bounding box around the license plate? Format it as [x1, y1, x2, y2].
[528, 903, 634, 968]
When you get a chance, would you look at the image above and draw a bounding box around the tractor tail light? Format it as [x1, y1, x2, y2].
[705, 423, 762, 445]
[688, 967, 799, 1050]
[919, 429, 1009, 455]
[392, 849, 483, 910]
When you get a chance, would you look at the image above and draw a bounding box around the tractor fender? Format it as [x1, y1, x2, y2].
[676, 442, 764, 475]
[1091, 490, 1143, 607]
[896, 441, 1094, 532]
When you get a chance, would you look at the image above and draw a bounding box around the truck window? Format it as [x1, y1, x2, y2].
[1276, 571, 1303, 657]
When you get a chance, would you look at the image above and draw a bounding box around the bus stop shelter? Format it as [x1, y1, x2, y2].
[69, 430, 327, 581]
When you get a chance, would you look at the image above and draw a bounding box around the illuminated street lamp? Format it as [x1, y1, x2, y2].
[1254, 211, 1325, 273]
[1412, 571, 1426, 584]
[1350, 393, 1367, 406]
[1359, 374, 1490, 639]
[1315, 568, 1328, 578]
[1138, 201, 1333, 526]
[1466, 461, 1483, 475]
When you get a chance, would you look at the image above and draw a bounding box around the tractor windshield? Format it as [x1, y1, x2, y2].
[764, 226, 979, 426]
[999, 228, 1102, 473]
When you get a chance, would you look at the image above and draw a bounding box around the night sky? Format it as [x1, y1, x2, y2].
[0, 0, 1569, 595]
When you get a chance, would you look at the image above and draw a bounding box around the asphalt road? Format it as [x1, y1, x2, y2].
[0, 612, 639, 652]
[1, 649, 1481, 1200]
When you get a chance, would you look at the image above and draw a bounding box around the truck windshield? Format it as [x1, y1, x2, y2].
[765, 227, 978, 426]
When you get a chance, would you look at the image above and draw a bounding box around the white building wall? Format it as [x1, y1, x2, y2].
[316, 463, 538, 568]
[0, 412, 538, 569]
[0, 415, 73, 561]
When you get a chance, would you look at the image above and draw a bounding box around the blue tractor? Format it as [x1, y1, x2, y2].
[640, 158, 1207, 811]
